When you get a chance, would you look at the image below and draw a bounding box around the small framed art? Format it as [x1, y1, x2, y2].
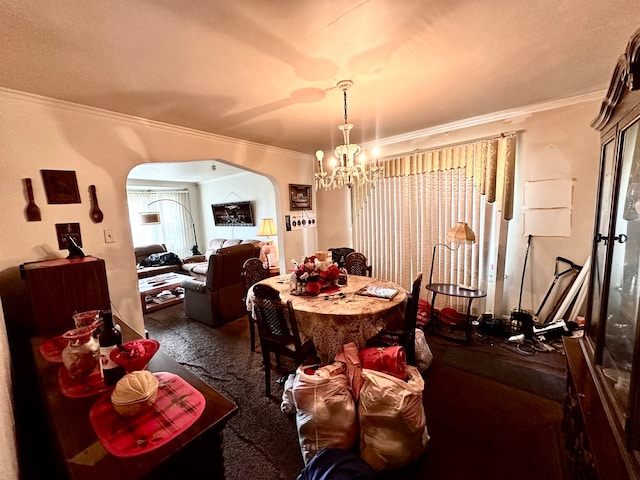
[289, 184, 312, 211]
[41, 170, 81, 204]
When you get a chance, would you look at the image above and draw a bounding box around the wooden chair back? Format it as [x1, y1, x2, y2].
[252, 283, 315, 396]
[242, 257, 270, 292]
[345, 252, 372, 277]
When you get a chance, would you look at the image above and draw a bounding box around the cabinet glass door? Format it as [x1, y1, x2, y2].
[602, 120, 640, 415]
[589, 139, 616, 344]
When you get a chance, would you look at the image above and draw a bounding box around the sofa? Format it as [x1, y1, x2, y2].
[182, 243, 261, 327]
[134, 244, 182, 279]
[182, 238, 262, 281]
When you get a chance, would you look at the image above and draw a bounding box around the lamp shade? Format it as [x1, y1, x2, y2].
[446, 222, 475, 243]
[139, 212, 161, 225]
[257, 218, 277, 238]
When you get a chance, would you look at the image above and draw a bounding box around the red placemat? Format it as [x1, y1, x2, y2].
[58, 366, 113, 398]
[89, 372, 206, 457]
[39, 335, 67, 363]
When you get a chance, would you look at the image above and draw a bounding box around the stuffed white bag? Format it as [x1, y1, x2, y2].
[281, 373, 297, 415]
[358, 365, 429, 471]
[292, 363, 358, 465]
[414, 328, 433, 372]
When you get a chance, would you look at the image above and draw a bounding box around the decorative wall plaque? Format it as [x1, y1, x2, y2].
[55, 223, 82, 250]
[41, 170, 81, 204]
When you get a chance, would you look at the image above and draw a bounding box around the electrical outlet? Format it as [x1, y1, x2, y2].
[104, 229, 115, 243]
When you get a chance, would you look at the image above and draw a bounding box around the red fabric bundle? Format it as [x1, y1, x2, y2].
[359, 346, 407, 379]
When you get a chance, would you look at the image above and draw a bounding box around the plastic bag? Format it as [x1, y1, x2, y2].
[292, 362, 358, 465]
[334, 342, 363, 401]
[414, 329, 433, 372]
[281, 373, 297, 415]
[358, 366, 429, 471]
[358, 346, 407, 379]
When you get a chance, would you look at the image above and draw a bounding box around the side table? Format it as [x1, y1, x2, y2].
[425, 283, 486, 343]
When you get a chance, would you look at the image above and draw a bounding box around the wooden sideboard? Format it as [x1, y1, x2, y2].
[30, 332, 238, 479]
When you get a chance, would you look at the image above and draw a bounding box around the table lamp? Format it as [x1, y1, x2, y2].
[429, 221, 476, 286]
[257, 217, 278, 267]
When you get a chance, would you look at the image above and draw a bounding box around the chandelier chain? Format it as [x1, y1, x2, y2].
[343, 88, 348, 125]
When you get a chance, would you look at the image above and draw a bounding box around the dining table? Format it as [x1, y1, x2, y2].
[247, 274, 407, 363]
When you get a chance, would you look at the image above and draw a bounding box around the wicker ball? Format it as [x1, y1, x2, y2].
[111, 370, 159, 417]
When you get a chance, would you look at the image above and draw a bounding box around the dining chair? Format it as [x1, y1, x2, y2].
[252, 283, 317, 397]
[345, 252, 372, 277]
[366, 272, 423, 365]
[242, 257, 271, 352]
[328, 247, 355, 267]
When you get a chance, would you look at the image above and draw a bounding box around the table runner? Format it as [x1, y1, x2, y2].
[89, 372, 206, 457]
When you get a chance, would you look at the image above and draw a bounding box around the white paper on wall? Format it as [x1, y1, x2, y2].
[523, 209, 572, 237]
[290, 213, 317, 230]
[523, 179, 573, 209]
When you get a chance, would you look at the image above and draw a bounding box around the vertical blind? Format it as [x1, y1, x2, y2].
[127, 190, 193, 259]
[352, 133, 516, 310]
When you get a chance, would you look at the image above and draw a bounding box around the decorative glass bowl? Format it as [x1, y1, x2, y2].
[110, 339, 160, 372]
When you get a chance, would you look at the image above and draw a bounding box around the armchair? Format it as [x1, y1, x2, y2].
[182, 243, 260, 327]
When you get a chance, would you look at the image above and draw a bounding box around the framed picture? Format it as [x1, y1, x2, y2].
[211, 201, 255, 226]
[41, 170, 81, 204]
[289, 184, 312, 211]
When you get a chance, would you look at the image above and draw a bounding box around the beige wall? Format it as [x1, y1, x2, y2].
[0, 300, 18, 479]
[0, 88, 315, 475]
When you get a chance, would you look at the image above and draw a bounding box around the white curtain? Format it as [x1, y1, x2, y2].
[352, 134, 516, 312]
[127, 190, 194, 259]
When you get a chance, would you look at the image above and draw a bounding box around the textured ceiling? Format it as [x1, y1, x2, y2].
[2, 0, 639, 167]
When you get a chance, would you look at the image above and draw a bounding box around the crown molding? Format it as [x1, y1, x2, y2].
[591, 27, 640, 130]
[363, 91, 605, 149]
[0, 86, 306, 160]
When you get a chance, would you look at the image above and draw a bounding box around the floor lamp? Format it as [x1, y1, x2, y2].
[429, 221, 476, 286]
[256, 218, 278, 267]
[139, 199, 202, 255]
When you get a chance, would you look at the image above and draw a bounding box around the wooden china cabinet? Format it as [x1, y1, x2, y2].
[563, 27, 640, 479]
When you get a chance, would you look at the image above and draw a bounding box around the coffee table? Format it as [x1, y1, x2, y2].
[138, 272, 192, 313]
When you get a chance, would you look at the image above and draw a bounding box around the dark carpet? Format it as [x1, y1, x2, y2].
[144, 305, 572, 480]
[441, 345, 566, 402]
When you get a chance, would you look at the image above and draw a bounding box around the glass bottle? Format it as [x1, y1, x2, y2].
[98, 310, 125, 386]
[338, 257, 348, 286]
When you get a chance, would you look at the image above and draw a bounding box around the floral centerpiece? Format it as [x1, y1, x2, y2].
[291, 252, 340, 296]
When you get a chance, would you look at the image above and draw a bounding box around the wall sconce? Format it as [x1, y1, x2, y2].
[428, 221, 476, 285]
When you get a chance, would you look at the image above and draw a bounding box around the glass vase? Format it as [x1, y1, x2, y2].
[61, 324, 100, 379]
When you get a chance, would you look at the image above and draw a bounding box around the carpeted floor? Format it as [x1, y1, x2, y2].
[144, 305, 572, 480]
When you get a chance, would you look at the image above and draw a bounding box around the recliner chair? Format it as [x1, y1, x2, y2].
[182, 243, 260, 327]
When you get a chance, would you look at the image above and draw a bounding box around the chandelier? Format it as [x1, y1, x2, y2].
[314, 80, 383, 190]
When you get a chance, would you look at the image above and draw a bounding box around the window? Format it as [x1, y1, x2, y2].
[127, 190, 194, 259]
[352, 134, 516, 311]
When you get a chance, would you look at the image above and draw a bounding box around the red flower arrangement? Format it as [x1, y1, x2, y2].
[292, 255, 340, 296]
